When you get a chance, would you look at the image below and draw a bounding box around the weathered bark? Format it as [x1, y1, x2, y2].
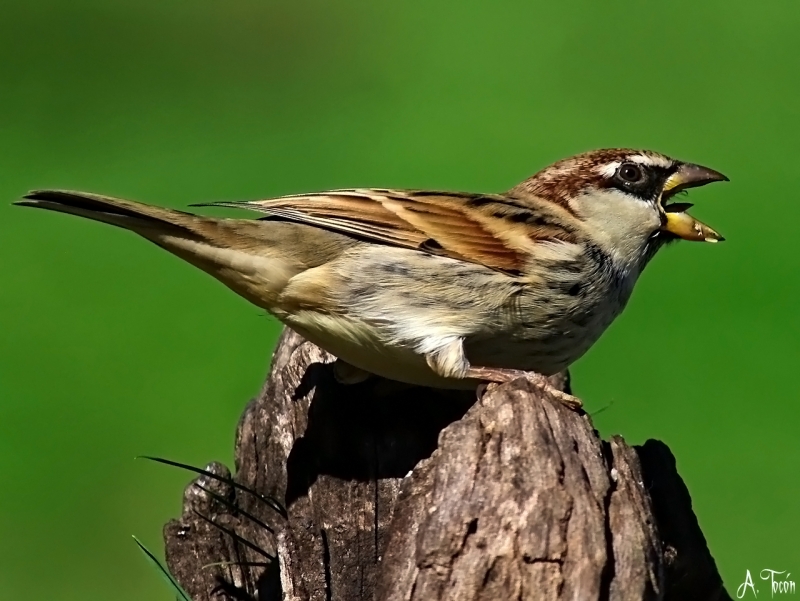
[164, 328, 731, 601]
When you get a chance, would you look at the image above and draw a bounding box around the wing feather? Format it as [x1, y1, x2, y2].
[195, 189, 576, 274]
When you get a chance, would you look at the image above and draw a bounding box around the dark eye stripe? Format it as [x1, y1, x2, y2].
[610, 164, 674, 201]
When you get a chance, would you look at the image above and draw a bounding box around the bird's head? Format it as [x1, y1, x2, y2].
[511, 148, 728, 267]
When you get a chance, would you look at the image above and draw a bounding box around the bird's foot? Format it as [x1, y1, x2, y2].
[469, 366, 583, 411]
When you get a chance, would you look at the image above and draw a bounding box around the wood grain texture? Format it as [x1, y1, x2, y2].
[164, 328, 731, 601]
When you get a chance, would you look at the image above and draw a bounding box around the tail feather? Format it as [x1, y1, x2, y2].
[15, 190, 196, 234]
[14, 189, 308, 309]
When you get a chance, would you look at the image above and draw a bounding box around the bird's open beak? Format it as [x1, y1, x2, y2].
[660, 163, 729, 242]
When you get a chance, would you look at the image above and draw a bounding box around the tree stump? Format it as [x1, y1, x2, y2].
[163, 328, 731, 601]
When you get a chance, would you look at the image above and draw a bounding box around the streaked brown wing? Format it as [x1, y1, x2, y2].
[196, 189, 560, 274]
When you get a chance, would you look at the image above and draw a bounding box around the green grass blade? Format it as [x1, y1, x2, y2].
[136, 455, 287, 518]
[133, 536, 192, 601]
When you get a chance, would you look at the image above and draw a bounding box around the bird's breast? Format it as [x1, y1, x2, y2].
[282, 242, 638, 383]
[465, 248, 637, 374]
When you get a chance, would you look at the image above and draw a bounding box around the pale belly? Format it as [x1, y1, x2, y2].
[283, 290, 624, 389]
[285, 313, 465, 388]
[278, 244, 635, 388]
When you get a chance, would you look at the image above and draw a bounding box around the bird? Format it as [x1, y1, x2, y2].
[15, 148, 727, 410]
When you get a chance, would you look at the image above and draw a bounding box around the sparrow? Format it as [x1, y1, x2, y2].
[15, 148, 727, 409]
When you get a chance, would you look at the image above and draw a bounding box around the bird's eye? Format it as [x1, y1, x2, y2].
[617, 163, 645, 184]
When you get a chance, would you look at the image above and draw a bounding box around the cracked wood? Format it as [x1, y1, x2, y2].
[164, 328, 731, 601]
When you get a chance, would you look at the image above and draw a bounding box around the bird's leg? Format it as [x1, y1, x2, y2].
[467, 366, 583, 411]
[423, 337, 583, 411]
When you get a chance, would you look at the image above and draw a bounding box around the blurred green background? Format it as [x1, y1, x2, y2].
[1, 0, 798, 598]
